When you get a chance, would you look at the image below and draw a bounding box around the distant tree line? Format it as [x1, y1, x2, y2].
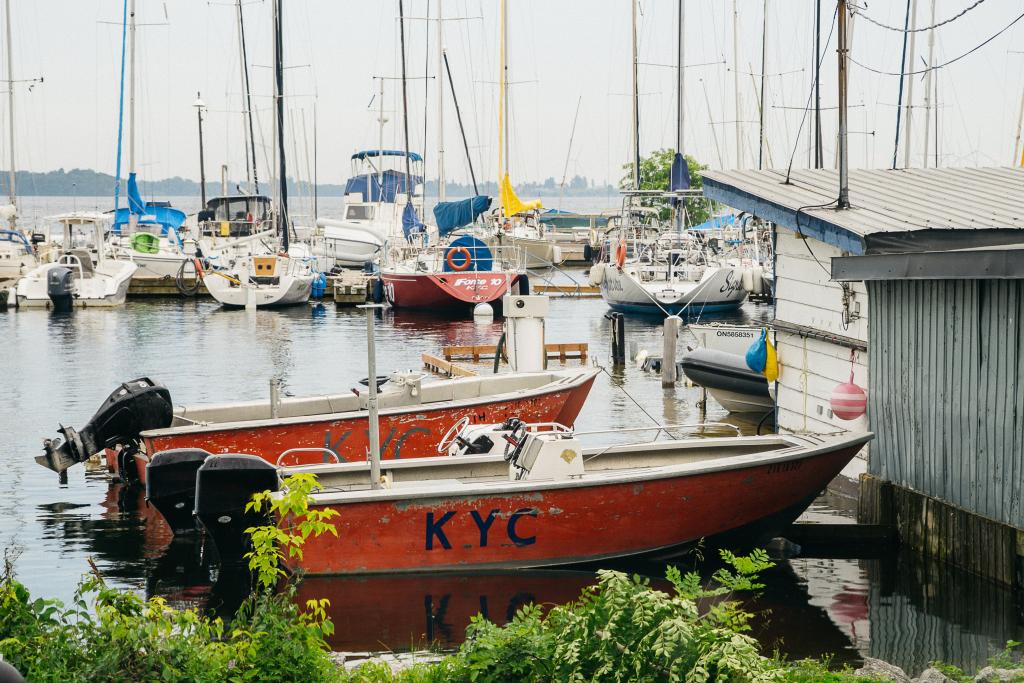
[0, 168, 617, 198]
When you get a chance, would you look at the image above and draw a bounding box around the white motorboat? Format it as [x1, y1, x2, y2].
[0, 227, 36, 289]
[14, 214, 137, 309]
[312, 215, 384, 268]
[204, 253, 313, 308]
[108, 203, 193, 278]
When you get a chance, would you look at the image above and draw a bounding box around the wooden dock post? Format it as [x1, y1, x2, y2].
[662, 316, 679, 387]
[609, 313, 626, 366]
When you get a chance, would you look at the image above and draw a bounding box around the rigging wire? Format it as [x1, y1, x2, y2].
[850, 0, 988, 34]
[849, 10, 1024, 77]
[784, 5, 837, 184]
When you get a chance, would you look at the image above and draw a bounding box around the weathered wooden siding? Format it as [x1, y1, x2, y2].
[775, 229, 869, 436]
[868, 279, 1024, 530]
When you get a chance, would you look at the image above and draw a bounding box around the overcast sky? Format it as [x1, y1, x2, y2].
[5, 0, 1024, 189]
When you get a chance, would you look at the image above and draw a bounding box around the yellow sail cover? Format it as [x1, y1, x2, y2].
[499, 174, 542, 216]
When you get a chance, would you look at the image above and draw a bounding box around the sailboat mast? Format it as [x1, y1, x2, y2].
[758, 0, 767, 170]
[499, 0, 509, 182]
[676, 0, 684, 153]
[273, 0, 288, 251]
[901, 0, 918, 168]
[235, 0, 250, 192]
[436, 0, 445, 202]
[630, 0, 639, 190]
[127, 0, 138, 234]
[814, 0, 823, 168]
[4, 0, 14, 227]
[922, 0, 935, 167]
[731, 0, 741, 168]
[398, 0, 413, 192]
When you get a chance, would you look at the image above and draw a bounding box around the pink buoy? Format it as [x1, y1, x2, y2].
[831, 372, 867, 421]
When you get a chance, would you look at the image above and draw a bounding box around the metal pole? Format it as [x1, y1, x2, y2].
[732, 0, 742, 168]
[631, 0, 640, 189]
[676, 0, 684, 154]
[196, 93, 207, 207]
[891, 0, 912, 170]
[923, 0, 936, 167]
[237, 0, 259, 194]
[902, 0, 918, 168]
[127, 0, 138, 235]
[814, 0, 823, 168]
[758, 0, 768, 170]
[273, 0, 288, 251]
[503, 0, 510, 181]
[436, 0, 445, 202]
[4, 0, 13, 228]
[837, 0, 849, 208]
[365, 305, 382, 489]
[234, 0, 251, 190]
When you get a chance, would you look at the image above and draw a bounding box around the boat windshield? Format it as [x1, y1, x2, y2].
[346, 205, 375, 221]
[206, 196, 271, 222]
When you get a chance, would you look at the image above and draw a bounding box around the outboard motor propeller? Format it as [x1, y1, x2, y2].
[38, 378, 174, 476]
[46, 266, 74, 312]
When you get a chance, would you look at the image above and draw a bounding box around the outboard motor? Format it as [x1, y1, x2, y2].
[46, 266, 74, 312]
[195, 455, 279, 568]
[38, 378, 174, 476]
[146, 448, 211, 534]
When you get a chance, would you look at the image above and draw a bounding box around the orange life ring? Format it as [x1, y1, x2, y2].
[614, 239, 627, 269]
[446, 246, 472, 271]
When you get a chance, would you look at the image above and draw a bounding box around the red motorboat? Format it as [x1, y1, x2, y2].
[380, 238, 525, 309]
[38, 369, 598, 487]
[195, 422, 872, 574]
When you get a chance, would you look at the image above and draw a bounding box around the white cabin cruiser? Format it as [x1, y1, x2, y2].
[15, 213, 137, 309]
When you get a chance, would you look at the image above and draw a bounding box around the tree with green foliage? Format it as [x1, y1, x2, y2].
[621, 148, 716, 225]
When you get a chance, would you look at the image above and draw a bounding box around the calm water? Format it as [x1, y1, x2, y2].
[1, 197, 1021, 674]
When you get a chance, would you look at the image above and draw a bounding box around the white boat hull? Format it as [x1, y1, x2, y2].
[15, 259, 137, 308]
[600, 265, 747, 316]
[205, 271, 313, 308]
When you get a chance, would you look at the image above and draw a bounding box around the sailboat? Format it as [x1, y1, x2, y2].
[379, 0, 525, 310]
[205, 0, 313, 309]
[594, 0, 747, 317]
[0, 1, 37, 295]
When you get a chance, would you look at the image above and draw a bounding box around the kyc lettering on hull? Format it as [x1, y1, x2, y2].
[426, 508, 538, 550]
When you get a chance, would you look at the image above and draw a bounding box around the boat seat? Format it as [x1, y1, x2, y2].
[64, 250, 95, 278]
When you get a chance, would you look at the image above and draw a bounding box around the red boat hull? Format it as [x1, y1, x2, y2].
[289, 444, 861, 575]
[136, 374, 595, 486]
[382, 272, 518, 308]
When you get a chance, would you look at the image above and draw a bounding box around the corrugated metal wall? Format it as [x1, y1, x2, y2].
[868, 279, 1024, 529]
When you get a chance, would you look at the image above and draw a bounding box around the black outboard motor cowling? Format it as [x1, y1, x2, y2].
[47, 266, 74, 312]
[195, 455, 279, 568]
[37, 378, 174, 475]
[146, 448, 211, 534]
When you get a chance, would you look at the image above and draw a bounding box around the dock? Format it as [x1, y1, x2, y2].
[532, 284, 600, 298]
[332, 272, 370, 306]
[128, 276, 210, 297]
[421, 353, 478, 378]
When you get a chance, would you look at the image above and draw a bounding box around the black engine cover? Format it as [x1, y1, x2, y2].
[195, 454, 279, 568]
[146, 448, 211, 534]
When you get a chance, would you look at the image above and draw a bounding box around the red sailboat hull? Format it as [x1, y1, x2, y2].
[288, 441, 864, 575]
[135, 373, 596, 486]
[382, 272, 518, 308]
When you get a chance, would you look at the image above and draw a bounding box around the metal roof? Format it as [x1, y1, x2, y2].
[703, 166, 1024, 255]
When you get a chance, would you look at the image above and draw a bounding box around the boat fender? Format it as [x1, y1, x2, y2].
[614, 239, 627, 269]
[446, 246, 472, 272]
[588, 262, 605, 286]
[741, 268, 754, 293]
[583, 242, 593, 262]
[751, 266, 764, 295]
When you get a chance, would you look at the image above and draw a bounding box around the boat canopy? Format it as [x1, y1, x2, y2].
[345, 170, 422, 203]
[0, 229, 31, 254]
[433, 195, 492, 236]
[499, 174, 542, 216]
[351, 149, 423, 162]
[690, 214, 735, 231]
[204, 195, 272, 222]
[112, 203, 187, 235]
[401, 202, 425, 240]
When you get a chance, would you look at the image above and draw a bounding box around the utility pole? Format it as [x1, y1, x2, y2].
[194, 93, 207, 207]
[837, 0, 849, 208]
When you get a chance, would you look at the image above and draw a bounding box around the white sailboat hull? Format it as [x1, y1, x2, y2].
[600, 265, 747, 316]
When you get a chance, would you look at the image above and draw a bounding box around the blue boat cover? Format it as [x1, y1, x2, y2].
[401, 202, 426, 241]
[351, 149, 423, 163]
[112, 202, 188, 235]
[443, 234, 493, 273]
[690, 214, 735, 231]
[669, 152, 691, 206]
[344, 170, 422, 203]
[0, 229, 32, 254]
[433, 195, 492, 236]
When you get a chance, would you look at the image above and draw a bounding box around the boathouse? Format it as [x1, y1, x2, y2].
[703, 166, 1024, 585]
